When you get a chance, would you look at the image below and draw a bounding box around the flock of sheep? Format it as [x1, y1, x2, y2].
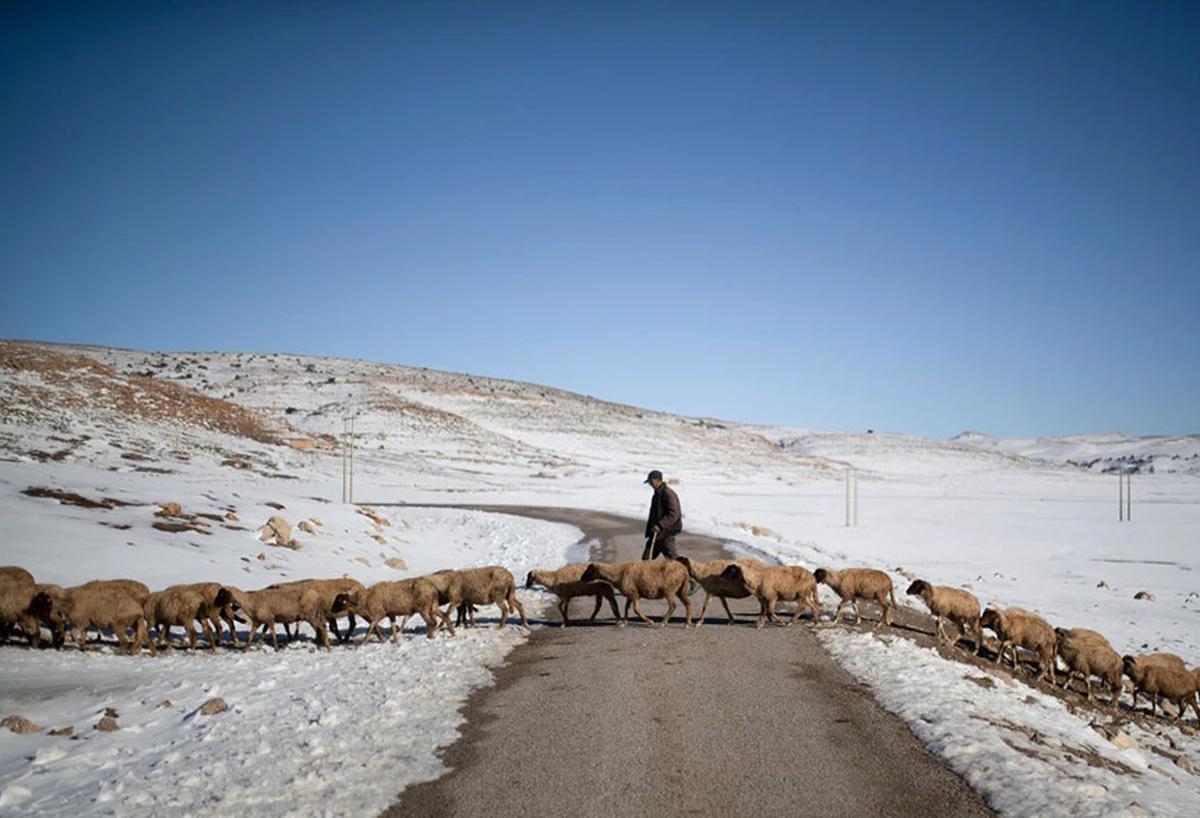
[3, 554, 1198, 723]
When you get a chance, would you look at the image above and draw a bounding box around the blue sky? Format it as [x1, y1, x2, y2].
[2, 1, 1197, 438]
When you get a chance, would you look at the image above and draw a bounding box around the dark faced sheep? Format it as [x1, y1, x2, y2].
[332, 578, 449, 641]
[581, 560, 692, 627]
[980, 607, 1056, 684]
[814, 568, 895, 628]
[524, 565, 621, 627]
[906, 580, 982, 653]
[721, 563, 820, 629]
[31, 585, 155, 656]
[1054, 628, 1122, 705]
[675, 556, 762, 626]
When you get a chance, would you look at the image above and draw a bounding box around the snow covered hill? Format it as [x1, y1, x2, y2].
[951, 430, 1200, 475]
[3, 339, 1199, 816]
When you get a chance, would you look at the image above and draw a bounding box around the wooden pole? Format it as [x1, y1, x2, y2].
[853, 472, 858, 527]
[845, 469, 850, 527]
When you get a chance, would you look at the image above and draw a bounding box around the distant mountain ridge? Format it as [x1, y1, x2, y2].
[950, 431, 1200, 475]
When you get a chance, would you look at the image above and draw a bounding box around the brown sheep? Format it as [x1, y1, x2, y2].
[30, 585, 155, 656]
[0, 566, 35, 585]
[16, 583, 67, 648]
[80, 578, 151, 604]
[814, 567, 895, 628]
[1123, 653, 1196, 717]
[721, 562, 819, 629]
[675, 556, 762, 626]
[1054, 628, 1122, 705]
[980, 607, 1056, 684]
[145, 585, 218, 651]
[525, 565, 620, 627]
[215, 585, 331, 650]
[268, 578, 366, 643]
[445, 566, 528, 629]
[331, 578, 450, 641]
[579, 561, 692, 627]
[906, 580, 982, 653]
[1, 574, 37, 645]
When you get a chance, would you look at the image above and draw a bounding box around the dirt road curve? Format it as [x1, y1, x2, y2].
[384, 506, 993, 818]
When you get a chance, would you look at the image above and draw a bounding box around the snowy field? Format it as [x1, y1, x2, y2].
[822, 630, 1200, 818]
[0, 505, 582, 816]
[2, 341, 1199, 815]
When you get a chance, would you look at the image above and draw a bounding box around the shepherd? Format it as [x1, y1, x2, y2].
[642, 469, 683, 560]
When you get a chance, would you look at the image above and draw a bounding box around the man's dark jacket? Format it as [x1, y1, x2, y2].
[646, 484, 683, 538]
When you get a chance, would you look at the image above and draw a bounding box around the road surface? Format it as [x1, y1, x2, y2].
[384, 506, 993, 817]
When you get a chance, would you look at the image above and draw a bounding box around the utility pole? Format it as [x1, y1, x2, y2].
[844, 468, 858, 527]
[341, 416, 356, 504]
[1118, 468, 1132, 522]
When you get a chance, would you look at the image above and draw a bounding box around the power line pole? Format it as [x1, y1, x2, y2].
[1118, 468, 1132, 522]
[844, 468, 858, 527]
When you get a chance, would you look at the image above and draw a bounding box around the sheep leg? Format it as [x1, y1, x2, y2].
[603, 588, 621, 621]
[851, 599, 863, 625]
[389, 615, 400, 643]
[496, 596, 511, 629]
[755, 598, 768, 629]
[874, 594, 891, 628]
[510, 589, 529, 629]
[832, 599, 848, 624]
[720, 595, 735, 625]
[362, 617, 381, 645]
[560, 599, 571, 628]
[419, 608, 437, 640]
[310, 619, 330, 651]
[114, 625, 131, 655]
[588, 594, 603, 623]
[620, 598, 631, 628]
[630, 597, 654, 626]
[659, 594, 676, 628]
[137, 618, 156, 656]
[697, 593, 712, 626]
[269, 622, 280, 650]
[184, 622, 199, 651]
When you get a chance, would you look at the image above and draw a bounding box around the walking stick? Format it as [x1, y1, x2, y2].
[642, 530, 658, 561]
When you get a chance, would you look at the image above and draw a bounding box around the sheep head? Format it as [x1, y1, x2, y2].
[905, 579, 930, 597]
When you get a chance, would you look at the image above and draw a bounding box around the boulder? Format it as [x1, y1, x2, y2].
[95, 716, 119, 732]
[197, 697, 228, 716]
[1, 715, 40, 734]
[258, 515, 293, 547]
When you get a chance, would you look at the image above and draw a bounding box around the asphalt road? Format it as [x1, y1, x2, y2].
[384, 506, 994, 818]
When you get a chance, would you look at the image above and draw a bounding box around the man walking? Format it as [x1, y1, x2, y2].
[642, 469, 682, 560]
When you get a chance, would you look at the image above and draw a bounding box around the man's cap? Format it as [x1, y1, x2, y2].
[644, 469, 663, 484]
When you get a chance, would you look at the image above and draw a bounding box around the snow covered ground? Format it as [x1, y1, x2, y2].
[0, 507, 582, 816]
[2, 340, 1199, 815]
[821, 629, 1200, 817]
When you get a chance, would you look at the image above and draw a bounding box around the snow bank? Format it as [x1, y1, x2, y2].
[0, 508, 582, 817]
[819, 629, 1200, 817]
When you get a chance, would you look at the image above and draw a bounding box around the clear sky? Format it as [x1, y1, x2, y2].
[2, 1, 1197, 438]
